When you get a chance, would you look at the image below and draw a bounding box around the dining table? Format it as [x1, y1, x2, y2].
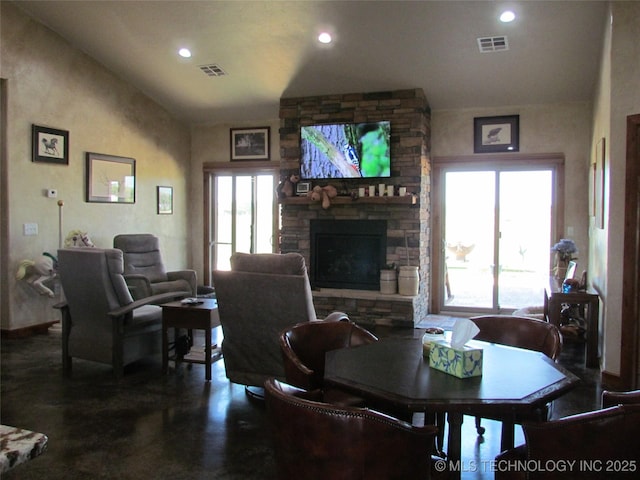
[324, 331, 579, 480]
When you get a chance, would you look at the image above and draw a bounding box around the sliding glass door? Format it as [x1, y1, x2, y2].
[207, 171, 277, 273]
[436, 160, 559, 314]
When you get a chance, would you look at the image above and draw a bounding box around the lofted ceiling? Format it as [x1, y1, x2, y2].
[14, 0, 608, 126]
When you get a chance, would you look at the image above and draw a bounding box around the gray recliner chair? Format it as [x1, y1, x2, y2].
[212, 252, 348, 396]
[113, 234, 196, 300]
[56, 248, 188, 377]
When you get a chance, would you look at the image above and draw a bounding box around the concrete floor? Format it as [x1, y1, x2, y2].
[1, 326, 601, 479]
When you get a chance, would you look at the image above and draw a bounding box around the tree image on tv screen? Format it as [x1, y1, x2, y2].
[301, 122, 390, 179]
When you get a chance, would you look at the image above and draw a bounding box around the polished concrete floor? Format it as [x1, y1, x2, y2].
[1, 326, 601, 479]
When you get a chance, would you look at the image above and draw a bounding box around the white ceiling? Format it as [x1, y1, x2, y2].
[15, 0, 608, 126]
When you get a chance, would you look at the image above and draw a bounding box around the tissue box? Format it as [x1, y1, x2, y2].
[428, 340, 483, 378]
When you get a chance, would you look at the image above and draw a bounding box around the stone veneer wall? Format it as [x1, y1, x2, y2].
[278, 89, 431, 327]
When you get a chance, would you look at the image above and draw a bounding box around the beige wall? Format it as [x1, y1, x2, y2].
[590, 1, 640, 378]
[189, 120, 281, 282]
[1, 3, 191, 331]
[431, 102, 592, 267]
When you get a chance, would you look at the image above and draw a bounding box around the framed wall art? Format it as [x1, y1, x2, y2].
[230, 127, 270, 161]
[473, 115, 519, 153]
[157, 186, 173, 215]
[85, 152, 136, 203]
[32, 124, 69, 164]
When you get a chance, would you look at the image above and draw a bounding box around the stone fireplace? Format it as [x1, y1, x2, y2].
[278, 89, 431, 327]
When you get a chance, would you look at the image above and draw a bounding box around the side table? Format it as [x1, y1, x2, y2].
[545, 281, 599, 368]
[161, 298, 221, 381]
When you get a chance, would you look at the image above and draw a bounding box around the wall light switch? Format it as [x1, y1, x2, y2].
[47, 189, 58, 198]
[23, 223, 38, 236]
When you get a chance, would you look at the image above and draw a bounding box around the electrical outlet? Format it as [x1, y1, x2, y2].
[23, 223, 38, 236]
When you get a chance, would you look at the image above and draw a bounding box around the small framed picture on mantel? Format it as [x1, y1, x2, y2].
[473, 115, 519, 153]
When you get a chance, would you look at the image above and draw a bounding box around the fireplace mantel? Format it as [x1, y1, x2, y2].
[279, 194, 417, 206]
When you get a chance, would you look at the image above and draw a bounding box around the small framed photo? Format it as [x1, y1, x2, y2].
[86, 152, 136, 203]
[473, 115, 519, 153]
[32, 124, 69, 164]
[230, 127, 270, 161]
[296, 181, 312, 196]
[157, 186, 173, 215]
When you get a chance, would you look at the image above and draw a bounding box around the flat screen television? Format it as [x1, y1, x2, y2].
[300, 121, 390, 179]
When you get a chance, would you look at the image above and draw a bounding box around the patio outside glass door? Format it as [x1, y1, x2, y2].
[442, 169, 552, 313]
[211, 173, 276, 271]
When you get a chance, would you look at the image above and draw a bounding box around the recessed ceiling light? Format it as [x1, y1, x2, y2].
[178, 48, 192, 58]
[318, 32, 332, 44]
[500, 10, 515, 23]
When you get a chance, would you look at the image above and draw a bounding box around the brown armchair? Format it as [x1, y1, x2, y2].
[55, 248, 188, 377]
[279, 320, 378, 406]
[265, 377, 440, 480]
[113, 234, 196, 300]
[601, 388, 640, 408]
[469, 315, 563, 450]
[212, 253, 348, 394]
[495, 404, 640, 480]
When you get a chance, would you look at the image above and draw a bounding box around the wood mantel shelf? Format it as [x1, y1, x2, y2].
[279, 194, 417, 206]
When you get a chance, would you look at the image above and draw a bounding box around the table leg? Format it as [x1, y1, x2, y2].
[500, 421, 515, 451]
[205, 326, 212, 382]
[586, 298, 599, 368]
[446, 412, 463, 480]
[162, 322, 168, 375]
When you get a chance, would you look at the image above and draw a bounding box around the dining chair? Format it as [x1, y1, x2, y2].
[494, 404, 640, 480]
[279, 320, 378, 406]
[113, 233, 197, 300]
[212, 252, 348, 398]
[601, 388, 640, 407]
[469, 314, 563, 450]
[265, 377, 443, 480]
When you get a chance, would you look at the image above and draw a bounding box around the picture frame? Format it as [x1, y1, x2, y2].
[157, 186, 173, 215]
[295, 181, 312, 196]
[32, 124, 69, 164]
[85, 152, 136, 203]
[230, 127, 270, 161]
[593, 137, 605, 229]
[473, 115, 519, 153]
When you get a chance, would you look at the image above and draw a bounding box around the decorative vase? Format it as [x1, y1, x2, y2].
[398, 266, 419, 296]
[379, 269, 397, 294]
[553, 255, 568, 280]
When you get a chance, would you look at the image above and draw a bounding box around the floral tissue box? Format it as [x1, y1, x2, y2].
[428, 340, 483, 378]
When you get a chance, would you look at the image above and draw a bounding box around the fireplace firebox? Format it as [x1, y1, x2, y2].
[310, 219, 387, 291]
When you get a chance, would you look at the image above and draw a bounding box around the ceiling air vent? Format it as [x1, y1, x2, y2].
[199, 64, 227, 77]
[477, 36, 509, 53]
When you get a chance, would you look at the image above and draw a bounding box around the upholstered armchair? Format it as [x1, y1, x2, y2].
[265, 378, 441, 480]
[56, 248, 188, 377]
[470, 315, 563, 450]
[113, 234, 196, 300]
[212, 252, 348, 394]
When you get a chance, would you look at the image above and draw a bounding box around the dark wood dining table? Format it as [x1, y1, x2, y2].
[324, 332, 579, 479]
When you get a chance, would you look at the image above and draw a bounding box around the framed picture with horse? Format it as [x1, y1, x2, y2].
[32, 124, 69, 165]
